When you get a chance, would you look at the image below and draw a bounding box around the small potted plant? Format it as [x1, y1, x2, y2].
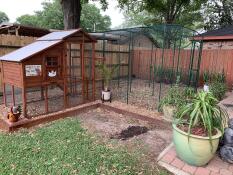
[203, 71, 210, 92]
[97, 62, 119, 102]
[7, 106, 22, 122]
[173, 91, 229, 166]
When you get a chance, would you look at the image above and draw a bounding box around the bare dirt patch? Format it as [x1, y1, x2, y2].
[77, 107, 172, 159]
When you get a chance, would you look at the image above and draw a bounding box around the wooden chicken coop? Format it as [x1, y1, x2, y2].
[0, 29, 97, 117]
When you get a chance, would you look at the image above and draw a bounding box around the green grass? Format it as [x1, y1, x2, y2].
[0, 117, 168, 175]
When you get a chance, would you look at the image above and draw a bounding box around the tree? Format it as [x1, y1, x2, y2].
[16, 0, 111, 31]
[61, 0, 108, 29]
[120, 10, 156, 28]
[118, 0, 206, 29]
[0, 11, 9, 24]
[61, 0, 82, 29]
[203, 0, 233, 30]
[16, 15, 40, 27]
[80, 3, 111, 31]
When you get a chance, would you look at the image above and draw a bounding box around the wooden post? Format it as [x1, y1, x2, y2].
[74, 76, 77, 95]
[22, 87, 27, 117]
[45, 85, 48, 113]
[2, 83, 6, 106]
[63, 43, 68, 108]
[91, 47, 94, 100]
[11, 85, 15, 106]
[41, 86, 44, 100]
[81, 36, 85, 101]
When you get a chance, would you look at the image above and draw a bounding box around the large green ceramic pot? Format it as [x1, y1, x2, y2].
[173, 124, 222, 166]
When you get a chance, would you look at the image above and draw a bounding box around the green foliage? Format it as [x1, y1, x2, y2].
[80, 3, 111, 32]
[118, 0, 206, 29]
[97, 63, 119, 90]
[16, 0, 111, 31]
[0, 118, 161, 174]
[158, 77, 195, 112]
[0, 11, 9, 24]
[16, 15, 40, 27]
[120, 10, 157, 28]
[203, 0, 233, 30]
[203, 71, 210, 84]
[210, 82, 227, 101]
[209, 71, 227, 100]
[212, 71, 226, 83]
[176, 91, 229, 145]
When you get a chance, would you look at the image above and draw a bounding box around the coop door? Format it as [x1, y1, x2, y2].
[45, 56, 61, 81]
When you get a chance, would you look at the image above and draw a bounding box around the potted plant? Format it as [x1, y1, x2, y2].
[7, 106, 22, 122]
[173, 91, 229, 166]
[97, 63, 119, 102]
[203, 71, 210, 92]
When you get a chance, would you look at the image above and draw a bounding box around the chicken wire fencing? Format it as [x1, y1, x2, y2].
[92, 24, 203, 110]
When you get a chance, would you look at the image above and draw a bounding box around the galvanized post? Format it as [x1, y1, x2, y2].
[127, 31, 132, 104]
[195, 40, 203, 89]
[149, 43, 154, 87]
[158, 25, 166, 102]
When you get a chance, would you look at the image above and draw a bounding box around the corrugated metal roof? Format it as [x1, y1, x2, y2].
[0, 40, 61, 62]
[37, 29, 79, 41]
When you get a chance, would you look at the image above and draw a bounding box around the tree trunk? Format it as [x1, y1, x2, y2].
[61, 0, 82, 29]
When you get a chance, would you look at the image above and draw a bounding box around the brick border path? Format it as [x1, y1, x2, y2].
[157, 143, 233, 175]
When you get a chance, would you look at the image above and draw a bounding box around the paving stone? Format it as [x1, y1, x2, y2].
[182, 163, 197, 174]
[171, 158, 185, 169]
[220, 169, 232, 175]
[195, 167, 210, 175]
[209, 157, 229, 170]
[158, 145, 233, 175]
[210, 172, 220, 175]
[161, 153, 175, 164]
[228, 165, 233, 172]
[207, 159, 221, 173]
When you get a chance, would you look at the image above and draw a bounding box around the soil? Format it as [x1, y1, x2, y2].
[110, 125, 149, 140]
[178, 124, 217, 137]
[110, 79, 171, 111]
[77, 107, 172, 161]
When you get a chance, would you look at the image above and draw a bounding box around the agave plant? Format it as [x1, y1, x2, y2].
[176, 91, 228, 145]
[97, 63, 119, 91]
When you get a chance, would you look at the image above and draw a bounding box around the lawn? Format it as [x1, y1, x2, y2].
[0, 117, 168, 175]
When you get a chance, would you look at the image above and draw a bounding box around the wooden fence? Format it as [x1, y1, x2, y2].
[0, 34, 37, 56]
[132, 48, 233, 87]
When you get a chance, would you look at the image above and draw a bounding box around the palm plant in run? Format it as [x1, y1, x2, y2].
[176, 91, 228, 145]
[97, 62, 119, 91]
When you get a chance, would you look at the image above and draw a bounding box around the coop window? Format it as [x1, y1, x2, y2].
[46, 57, 58, 66]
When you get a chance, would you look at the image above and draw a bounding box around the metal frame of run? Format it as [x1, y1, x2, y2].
[91, 24, 203, 110]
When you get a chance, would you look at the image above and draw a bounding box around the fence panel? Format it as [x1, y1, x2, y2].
[132, 48, 233, 87]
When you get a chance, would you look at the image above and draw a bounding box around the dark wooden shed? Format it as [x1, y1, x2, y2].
[0, 29, 97, 117]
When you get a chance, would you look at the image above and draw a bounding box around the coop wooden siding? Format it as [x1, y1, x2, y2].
[2, 61, 23, 87]
[23, 56, 44, 88]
